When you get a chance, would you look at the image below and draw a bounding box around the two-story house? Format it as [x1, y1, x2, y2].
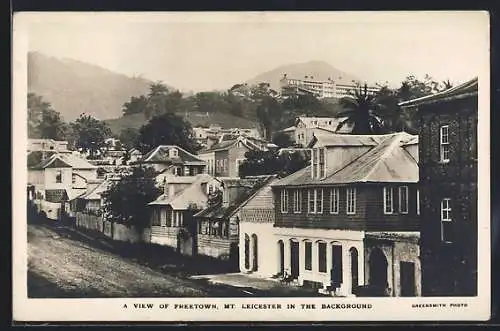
[28, 153, 98, 220]
[271, 132, 421, 297]
[198, 135, 267, 178]
[140, 145, 207, 175]
[399, 77, 478, 297]
[148, 174, 222, 256]
[194, 176, 270, 269]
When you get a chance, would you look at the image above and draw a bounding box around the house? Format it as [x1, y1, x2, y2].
[73, 178, 116, 215]
[28, 153, 98, 220]
[271, 132, 421, 297]
[140, 145, 207, 175]
[128, 148, 143, 164]
[197, 135, 267, 178]
[238, 175, 279, 277]
[399, 77, 478, 297]
[148, 174, 222, 255]
[193, 176, 270, 268]
[294, 116, 352, 147]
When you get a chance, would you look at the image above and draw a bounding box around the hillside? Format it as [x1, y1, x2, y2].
[28, 52, 175, 121]
[245, 60, 361, 92]
[104, 111, 260, 136]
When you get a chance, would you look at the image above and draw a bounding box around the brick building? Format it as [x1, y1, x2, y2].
[271, 132, 421, 296]
[399, 77, 478, 296]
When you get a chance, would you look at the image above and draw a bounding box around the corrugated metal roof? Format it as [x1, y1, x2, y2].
[194, 176, 274, 219]
[398, 77, 478, 107]
[82, 179, 114, 200]
[312, 133, 384, 147]
[272, 132, 418, 187]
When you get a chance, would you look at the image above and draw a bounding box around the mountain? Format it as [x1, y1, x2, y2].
[245, 60, 361, 92]
[28, 52, 175, 121]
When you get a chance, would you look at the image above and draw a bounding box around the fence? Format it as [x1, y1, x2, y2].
[74, 212, 150, 243]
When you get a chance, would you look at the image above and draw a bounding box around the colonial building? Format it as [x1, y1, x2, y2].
[140, 145, 206, 175]
[399, 77, 478, 297]
[147, 174, 222, 256]
[279, 74, 379, 99]
[271, 132, 421, 297]
[198, 135, 267, 178]
[194, 176, 271, 268]
[28, 139, 69, 154]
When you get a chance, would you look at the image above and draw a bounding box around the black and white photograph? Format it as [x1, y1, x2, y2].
[13, 11, 490, 322]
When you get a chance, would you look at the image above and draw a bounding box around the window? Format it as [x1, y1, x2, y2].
[312, 149, 318, 179]
[440, 125, 450, 162]
[304, 241, 312, 271]
[281, 190, 289, 213]
[384, 187, 393, 214]
[293, 190, 302, 213]
[160, 209, 167, 227]
[308, 189, 315, 213]
[308, 189, 322, 214]
[441, 198, 452, 242]
[319, 148, 326, 178]
[72, 173, 76, 184]
[318, 242, 327, 273]
[171, 148, 178, 157]
[330, 188, 339, 214]
[55, 170, 62, 183]
[316, 189, 323, 214]
[399, 186, 409, 214]
[416, 189, 420, 215]
[346, 188, 356, 215]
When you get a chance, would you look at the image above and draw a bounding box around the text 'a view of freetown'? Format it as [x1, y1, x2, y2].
[26, 54, 478, 299]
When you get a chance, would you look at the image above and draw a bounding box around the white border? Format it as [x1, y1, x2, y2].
[12, 11, 491, 322]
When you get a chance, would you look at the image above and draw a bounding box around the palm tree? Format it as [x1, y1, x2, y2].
[335, 83, 386, 134]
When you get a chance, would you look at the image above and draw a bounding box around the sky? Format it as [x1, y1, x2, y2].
[18, 11, 489, 92]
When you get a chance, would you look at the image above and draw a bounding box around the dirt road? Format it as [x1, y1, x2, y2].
[28, 223, 213, 298]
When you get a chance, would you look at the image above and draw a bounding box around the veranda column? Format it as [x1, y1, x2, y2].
[326, 241, 333, 290]
[283, 238, 291, 274]
[341, 244, 353, 297]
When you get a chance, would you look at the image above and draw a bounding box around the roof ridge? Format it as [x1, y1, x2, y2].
[360, 133, 405, 182]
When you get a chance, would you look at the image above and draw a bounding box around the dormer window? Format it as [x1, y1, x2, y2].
[311, 148, 326, 179]
[170, 148, 178, 158]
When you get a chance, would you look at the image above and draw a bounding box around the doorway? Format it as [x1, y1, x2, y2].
[350, 247, 359, 294]
[369, 248, 388, 289]
[290, 240, 299, 279]
[400, 261, 416, 296]
[331, 244, 343, 289]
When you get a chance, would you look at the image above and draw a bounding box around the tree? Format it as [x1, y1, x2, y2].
[71, 114, 112, 158]
[137, 112, 200, 154]
[239, 149, 308, 178]
[256, 96, 284, 140]
[272, 131, 294, 148]
[122, 95, 148, 116]
[102, 166, 162, 230]
[335, 83, 387, 134]
[28, 93, 69, 140]
[118, 128, 140, 150]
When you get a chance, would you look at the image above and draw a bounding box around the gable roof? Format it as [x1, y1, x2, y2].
[148, 174, 219, 210]
[31, 153, 97, 170]
[81, 179, 115, 200]
[198, 136, 265, 153]
[193, 175, 275, 219]
[398, 77, 478, 107]
[141, 145, 205, 165]
[272, 132, 418, 187]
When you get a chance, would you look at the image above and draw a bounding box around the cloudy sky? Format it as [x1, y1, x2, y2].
[18, 11, 489, 92]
